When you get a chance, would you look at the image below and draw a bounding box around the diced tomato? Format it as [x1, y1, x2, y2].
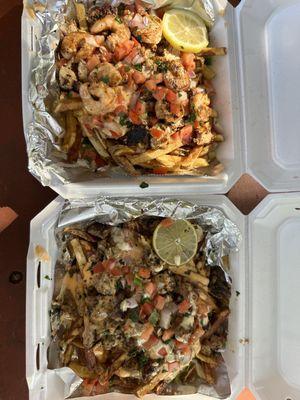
[154, 295, 166, 310]
[152, 167, 168, 175]
[122, 265, 130, 274]
[111, 267, 123, 276]
[140, 302, 154, 318]
[140, 323, 154, 342]
[168, 361, 180, 372]
[145, 281, 157, 297]
[134, 100, 146, 115]
[179, 125, 193, 145]
[129, 110, 142, 125]
[86, 55, 100, 72]
[124, 47, 139, 63]
[93, 262, 105, 274]
[114, 105, 128, 115]
[175, 340, 189, 350]
[126, 273, 134, 285]
[160, 218, 174, 228]
[102, 259, 116, 270]
[158, 347, 168, 357]
[143, 334, 159, 350]
[181, 52, 196, 72]
[162, 328, 174, 342]
[81, 148, 97, 163]
[95, 154, 107, 168]
[150, 128, 164, 139]
[178, 299, 191, 314]
[166, 89, 177, 103]
[138, 268, 151, 279]
[193, 120, 200, 129]
[110, 130, 122, 138]
[144, 79, 157, 92]
[170, 103, 181, 116]
[114, 40, 135, 61]
[132, 70, 146, 84]
[153, 87, 168, 101]
[171, 132, 181, 141]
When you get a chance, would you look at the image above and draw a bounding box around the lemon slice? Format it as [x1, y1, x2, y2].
[162, 9, 209, 53]
[153, 219, 198, 266]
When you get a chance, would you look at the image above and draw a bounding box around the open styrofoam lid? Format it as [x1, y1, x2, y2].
[239, 0, 300, 191]
[248, 193, 300, 399]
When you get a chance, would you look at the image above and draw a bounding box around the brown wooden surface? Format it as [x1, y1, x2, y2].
[0, 1, 267, 399]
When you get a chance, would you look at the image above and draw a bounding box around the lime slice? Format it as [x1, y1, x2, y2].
[153, 219, 198, 266]
[162, 9, 209, 53]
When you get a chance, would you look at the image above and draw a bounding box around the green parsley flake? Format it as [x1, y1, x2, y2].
[155, 60, 168, 73]
[44, 275, 52, 280]
[134, 64, 143, 72]
[140, 181, 149, 189]
[100, 76, 110, 84]
[149, 310, 159, 326]
[128, 308, 139, 322]
[133, 276, 143, 286]
[115, 16, 122, 24]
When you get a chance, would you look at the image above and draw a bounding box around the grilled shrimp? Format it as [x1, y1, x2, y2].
[89, 62, 122, 86]
[90, 15, 131, 52]
[135, 14, 162, 45]
[191, 89, 212, 122]
[79, 82, 118, 115]
[61, 32, 104, 61]
[164, 60, 190, 92]
[59, 65, 77, 90]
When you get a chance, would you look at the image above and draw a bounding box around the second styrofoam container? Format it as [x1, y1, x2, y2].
[26, 192, 300, 400]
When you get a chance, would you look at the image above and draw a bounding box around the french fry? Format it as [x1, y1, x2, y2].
[79, 121, 110, 159]
[156, 155, 182, 168]
[198, 47, 227, 56]
[75, 2, 88, 31]
[70, 238, 87, 268]
[62, 112, 77, 152]
[54, 98, 83, 113]
[131, 140, 182, 165]
[63, 227, 97, 242]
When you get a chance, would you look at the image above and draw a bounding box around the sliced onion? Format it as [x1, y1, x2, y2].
[120, 297, 138, 312]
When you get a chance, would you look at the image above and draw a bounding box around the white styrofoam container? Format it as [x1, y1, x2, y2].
[26, 193, 300, 400]
[21, 0, 300, 198]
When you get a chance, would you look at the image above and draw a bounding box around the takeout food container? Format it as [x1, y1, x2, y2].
[21, 0, 300, 198]
[26, 192, 300, 400]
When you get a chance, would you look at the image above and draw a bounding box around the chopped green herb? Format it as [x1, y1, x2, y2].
[125, 65, 131, 72]
[133, 276, 143, 286]
[236, 290, 240, 297]
[136, 34, 142, 43]
[129, 347, 138, 357]
[100, 76, 110, 84]
[128, 308, 139, 322]
[149, 309, 159, 326]
[137, 351, 149, 368]
[82, 137, 90, 146]
[155, 60, 168, 73]
[44, 275, 52, 280]
[141, 296, 151, 304]
[115, 16, 122, 24]
[186, 112, 196, 123]
[164, 339, 172, 344]
[178, 92, 182, 97]
[119, 114, 128, 126]
[205, 57, 213, 66]
[67, 91, 73, 98]
[140, 181, 149, 189]
[134, 63, 143, 72]
[116, 279, 123, 291]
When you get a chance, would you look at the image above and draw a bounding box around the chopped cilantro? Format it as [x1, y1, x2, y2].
[140, 181, 149, 189]
[129, 347, 138, 357]
[133, 276, 143, 286]
[134, 63, 143, 72]
[128, 308, 139, 322]
[186, 112, 196, 123]
[116, 279, 123, 291]
[205, 57, 213, 66]
[141, 296, 151, 304]
[125, 65, 131, 72]
[136, 34, 142, 43]
[178, 92, 182, 97]
[236, 290, 240, 297]
[149, 309, 159, 326]
[115, 16, 122, 24]
[155, 60, 168, 73]
[44, 275, 52, 280]
[164, 339, 172, 344]
[100, 76, 110, 84]
[67, 91, 73, 98]
[137, 351, 149, 368]
[119, 114, 128, 126]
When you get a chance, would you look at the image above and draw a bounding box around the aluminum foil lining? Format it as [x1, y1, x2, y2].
[50, 197, 241, 398]
[24, 0, 219, 187]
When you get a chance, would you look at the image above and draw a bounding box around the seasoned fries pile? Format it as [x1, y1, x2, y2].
[54, 1, 226, 175]
[50, 217, 231, 396]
